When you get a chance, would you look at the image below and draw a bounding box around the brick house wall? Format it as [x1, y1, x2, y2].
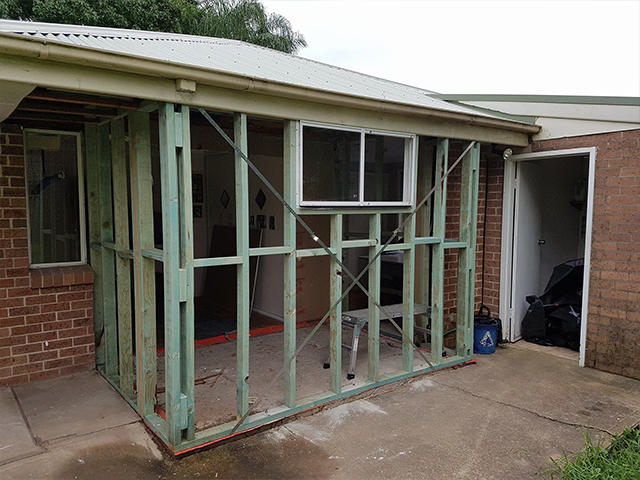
[522, 129, 640, 379]
[0, 123, 96, 386]
[442, 147, 505, 346]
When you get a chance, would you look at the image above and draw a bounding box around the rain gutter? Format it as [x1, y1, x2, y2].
[0, 32, 540, 135]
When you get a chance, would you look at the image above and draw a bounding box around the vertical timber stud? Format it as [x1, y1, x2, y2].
[367, 213, 381, 382]
[85, 125, 104, 370]
[234, 113, 250, 419]
[457, 143, 480, 358]
[159, 102, 183, 447]
[283, 121, 297, 408]
[98, 123, 118, 379]
[416, 141, 433, 340]
[111, 117, 134, 396]
[129, 111, 157, 417]
[330, 214, 343, 393]
[402, 137, 419, 373]
[431, 139, 449, 365]
[177, 105, 195, 440]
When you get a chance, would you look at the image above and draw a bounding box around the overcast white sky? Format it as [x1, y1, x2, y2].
[261, 0, 640, 97]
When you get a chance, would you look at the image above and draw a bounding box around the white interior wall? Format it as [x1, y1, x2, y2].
[191, 123, 285, 319]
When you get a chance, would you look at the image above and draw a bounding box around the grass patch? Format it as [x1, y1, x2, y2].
[545, 427, 640, 479]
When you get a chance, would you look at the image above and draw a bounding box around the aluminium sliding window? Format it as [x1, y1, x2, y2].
[298, 122, 416, 207]
[24, 129, 86, 267]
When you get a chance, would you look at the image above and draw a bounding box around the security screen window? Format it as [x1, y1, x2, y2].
[300, 123, 414, 207]
[24, 130, 84, 265]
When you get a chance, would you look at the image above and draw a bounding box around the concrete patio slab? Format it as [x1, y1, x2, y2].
[435, 345, 640, 436]
[0, 422, 164, 480]
[1, 344, 639, 479]
[12, 371, 140, 444]
[0, 388, 43, 466]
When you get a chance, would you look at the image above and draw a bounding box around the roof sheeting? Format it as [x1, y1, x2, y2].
[0, 20, 508, 121]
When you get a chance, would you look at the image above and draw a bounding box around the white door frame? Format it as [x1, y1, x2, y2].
[499, 147, 597, 367]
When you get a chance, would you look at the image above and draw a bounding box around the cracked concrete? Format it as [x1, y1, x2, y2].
[1, 345, 640, 479]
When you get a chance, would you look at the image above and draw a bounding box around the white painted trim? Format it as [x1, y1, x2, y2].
[580, 147, 597, 367]
[23, 128, 87, 267]
[499, 147, 596, 367]
[499, 159, 516, 342]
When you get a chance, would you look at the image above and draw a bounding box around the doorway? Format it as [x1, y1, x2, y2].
[499, 148, 596, 366]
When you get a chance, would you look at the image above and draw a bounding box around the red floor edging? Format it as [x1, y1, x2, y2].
[156, 320, 317, 356]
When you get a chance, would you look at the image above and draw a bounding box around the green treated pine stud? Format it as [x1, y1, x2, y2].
[468, 144, 480, 357]
[84, 125, 105, 370]
[177, 105, 195, 441]
[234, 112, 251, 418]
[110, 116, 134, 396]
[283, 120, 297, 408]
[159, 102, 183, 447]
[402, 214, 416, 373]
[430, 139, 449, 366]
[97, 122, 118, 379]
[402, 136, 419, 373]
[129, 111, 157, 417]
[415, 141, 433, 346]
[330, 214, 343, 393]
[457, 143, 481, 358]
[367, 213, 381, 382]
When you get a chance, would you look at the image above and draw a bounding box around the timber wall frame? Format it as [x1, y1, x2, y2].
[86, 102, 481, 454]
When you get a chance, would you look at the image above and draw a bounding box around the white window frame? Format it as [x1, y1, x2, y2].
[24, 128, 87, 268]
[297, 121, 416, 208]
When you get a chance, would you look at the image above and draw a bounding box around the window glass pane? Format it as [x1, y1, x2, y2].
[302, 126, 360, 202]
[364, 134, 406, 202]
[25, 131, 81, 264]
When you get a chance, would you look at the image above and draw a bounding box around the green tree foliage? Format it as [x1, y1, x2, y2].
[0, 0, 307, 53]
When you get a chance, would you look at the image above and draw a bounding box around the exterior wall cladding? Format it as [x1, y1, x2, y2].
[524, 129, 640, 380]
[0, 124, 95, 386]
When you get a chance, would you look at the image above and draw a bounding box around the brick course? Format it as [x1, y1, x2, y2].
[0, 124, 96, 386]
[442, 144, 504, 347]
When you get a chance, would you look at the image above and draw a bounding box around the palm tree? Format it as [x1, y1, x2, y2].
[187, 0, 307, 54]
[0, 0, 307, 54]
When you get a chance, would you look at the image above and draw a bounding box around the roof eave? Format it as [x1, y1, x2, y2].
[0, 32, 540, 136]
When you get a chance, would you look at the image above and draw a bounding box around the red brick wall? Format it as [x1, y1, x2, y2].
[0, 123, 96, 386]
[524, 129, 640, 379]
[442, 146, 504, 346]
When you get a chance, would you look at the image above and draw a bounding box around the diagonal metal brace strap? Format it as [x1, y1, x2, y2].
[197, 107, 474, 431]
[197, 108, 453, 367]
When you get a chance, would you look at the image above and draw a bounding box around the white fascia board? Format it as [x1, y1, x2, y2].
[462, 101, 640, 124]
[533, 117, 640, 140]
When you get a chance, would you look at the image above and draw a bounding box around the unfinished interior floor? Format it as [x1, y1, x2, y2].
[156, 323, 436, 431]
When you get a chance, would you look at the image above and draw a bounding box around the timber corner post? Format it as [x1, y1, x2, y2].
[159, 102, 195, 448]
[234, 112, 250, 419]
[129, 110, 158, 419]
[430, 138, 449, 365]
[457, 142, 480, 358]
[283, 120, 297, 408]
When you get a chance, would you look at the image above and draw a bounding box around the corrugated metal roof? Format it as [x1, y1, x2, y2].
[0, 19, 507, 121]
